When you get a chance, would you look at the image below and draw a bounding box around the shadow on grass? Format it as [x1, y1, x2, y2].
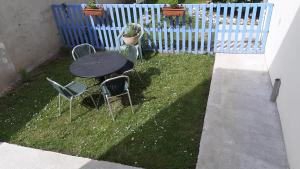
[140, 51, 160, 61]
[0, 56, 75, 141]
[83, 78, 211, 169]
[82, 67, 161, 111]
[129, 67, 161, 104]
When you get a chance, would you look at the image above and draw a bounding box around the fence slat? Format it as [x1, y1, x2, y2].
[138, 4, 144, 51]
[207, 3, 213, 53]
[157, 5, 163, 53]
[182, 11, 186, 53]
[121, 6, 127, 27]
[188, 6, 193, 53]
[74, 7, 85, 44]
[151, 6, 157, 50]
[78, 6, 89, 44]
[194, 5, 200, 54]
[86, 16, 94, 46]
[115, 5, 122, 47]
[91, 16, 101, 48]
[227, 4, 235, 52]
[62, 7, 76, 47]
[82, 7, 94, 47]
[213, 4, 221, 52]
[175, 16, 180, 53]
[139, 5, 143, 27]
[126, 5, 132, 23]
[103, 5, 113, 50]
[59, 6, 72, 46]
[220, 5, 228, 52]
[70, 7, 81, 45]
[67, 7, 78, 45]
[100, 15, 109, 50]
[96, 20, 105, 48]
[233, 4, 242, 51]
[52, 3, 273, 54]
[246, 4, 258, 51]
[261, 3, 273, 52]
[240, 4, 250, 51]
[95, 10, 103, 48]
[133, 4, 138, 23]
[52, 7, 67, 45]
[109, 5, 118, 50]
[145, 5, 151, 49]
[170, 17, 174, 52]
[254, 3, 266, 51]
[164, 12, 168, 52]
[200, 5, 206, 53]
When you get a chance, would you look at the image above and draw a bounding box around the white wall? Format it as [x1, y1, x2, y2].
[264, 0, 300, 169]
[264, 0, 300, 67]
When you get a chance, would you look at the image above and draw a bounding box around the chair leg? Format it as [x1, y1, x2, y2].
[106, 95, 115, 121]
[103, 94, 108, 106]
[97, 93, 103, 109]
[90, 95, 97, 108]
[135, 69, 142, 82]
[138, 43, 143, 60]
[58, 94, 61, 115]
[69, 99, 72, 122]
[127, 90, 134, 114]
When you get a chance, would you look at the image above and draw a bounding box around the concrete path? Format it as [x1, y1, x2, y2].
[196, 54, 289, 169]
[0, 142, 141, 169]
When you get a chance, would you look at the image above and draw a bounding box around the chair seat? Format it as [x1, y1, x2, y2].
[101, 79, 129, 97]
[65, 82, 87, 98]
[95, 76, 106, 83]
[117, 61, 134, 74]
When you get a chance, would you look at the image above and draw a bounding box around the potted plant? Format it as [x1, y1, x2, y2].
[83, 0, 105, 16]
[122, 24, 141, 45]
[162, 0, 185, 17]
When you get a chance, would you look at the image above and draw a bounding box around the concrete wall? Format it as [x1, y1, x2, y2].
[0, 0, 124, 95]
[264, 0, 300, 168]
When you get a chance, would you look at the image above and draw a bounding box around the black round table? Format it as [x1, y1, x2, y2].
[69, 52, 127, 78]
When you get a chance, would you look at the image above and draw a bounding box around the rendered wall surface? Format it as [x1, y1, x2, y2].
[264, 0, 300, 168]
[0, 0, 122, 95]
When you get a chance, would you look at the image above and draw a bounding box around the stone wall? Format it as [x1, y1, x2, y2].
[0, 0, 124, 95]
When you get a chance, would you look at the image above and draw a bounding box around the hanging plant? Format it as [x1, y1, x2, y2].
[83, 0, 105, 17]
[162, 0, 185, 17]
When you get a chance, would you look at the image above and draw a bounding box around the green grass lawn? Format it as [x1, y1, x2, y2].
[0, 51, 214, 169]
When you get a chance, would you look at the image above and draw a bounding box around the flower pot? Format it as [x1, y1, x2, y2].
[83, 7, 105, 16]
[122, 34, 139, 45]
[162, 7, 185, 17]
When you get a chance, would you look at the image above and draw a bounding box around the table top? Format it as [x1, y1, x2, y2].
[69, 52, 127, 78]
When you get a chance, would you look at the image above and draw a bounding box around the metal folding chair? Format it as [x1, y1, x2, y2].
[71, 43, 96, 60]
[46, 77, 96, 122]
[98, 75, 134, 121]
[117, 23, 144, 60]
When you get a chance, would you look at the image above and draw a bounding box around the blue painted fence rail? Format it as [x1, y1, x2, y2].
[51, 3, 273, 54]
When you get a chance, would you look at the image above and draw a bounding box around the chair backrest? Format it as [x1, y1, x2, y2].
[46, 77, 73, 98]
[119, 45, 138, 64]
[71, 43, 96, 60]
[100, 75, 130, 96]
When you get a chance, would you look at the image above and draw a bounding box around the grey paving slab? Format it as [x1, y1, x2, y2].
[196, 54, 289, 169]
[0, 142, 141, 169]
